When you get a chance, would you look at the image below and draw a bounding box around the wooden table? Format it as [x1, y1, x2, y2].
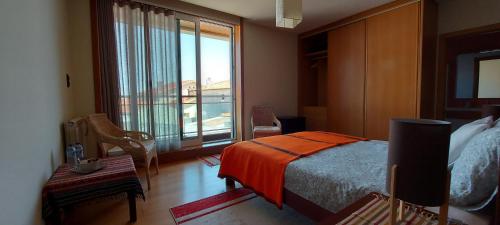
[42, 155, 144, 224]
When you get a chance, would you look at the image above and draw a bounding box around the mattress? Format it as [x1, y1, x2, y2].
[284, 140, 389, 212]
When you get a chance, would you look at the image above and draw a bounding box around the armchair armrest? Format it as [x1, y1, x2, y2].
[273, 117, 282, 129]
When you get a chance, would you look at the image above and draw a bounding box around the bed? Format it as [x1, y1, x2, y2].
[220, 127, 500, 222]
[219, 132, 386, 221]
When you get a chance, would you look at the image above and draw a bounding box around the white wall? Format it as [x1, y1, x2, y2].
[0, 0, 74, 224]
[438, 0, 500, 34]
[67, 0, 99, 158]
[242, 21, 298, 140]
[68, 0, 95, 116]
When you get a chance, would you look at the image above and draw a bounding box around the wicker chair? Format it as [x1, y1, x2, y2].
[251, 106, 282, 138]
[87, 113, 159, 190]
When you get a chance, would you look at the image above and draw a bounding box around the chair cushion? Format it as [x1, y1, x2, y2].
[107, 146, 127, 157]
[107, 140, 155, 157]
[131, 140, 155, 151]
[253, 126, 281, 133]
[253, 126, 281, 138]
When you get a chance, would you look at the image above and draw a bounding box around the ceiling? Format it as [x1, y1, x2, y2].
[180, 0, 393, 33]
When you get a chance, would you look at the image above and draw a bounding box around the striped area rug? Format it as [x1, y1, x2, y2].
[198, 154, 221, 167]
[338, 193, 466, 225]
[169, 188, 313, 225]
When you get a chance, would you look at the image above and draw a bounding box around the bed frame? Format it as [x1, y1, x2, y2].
[225, 145, 500, 224]
[224, 178, 334, 221]
[224, 106, 500, 223]
[226, 175, 500, 224]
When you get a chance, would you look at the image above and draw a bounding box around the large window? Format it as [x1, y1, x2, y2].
[178, 15, 236, 146]
[113, 2, 236, 151]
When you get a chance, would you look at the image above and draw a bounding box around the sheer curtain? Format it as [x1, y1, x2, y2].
[113, 2, 180, 152]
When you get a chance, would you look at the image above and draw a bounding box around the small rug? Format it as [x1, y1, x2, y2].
[198, 154, 221, 167]
[169, 188, 313, 225]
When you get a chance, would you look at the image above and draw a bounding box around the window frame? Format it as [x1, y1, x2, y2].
[90, 0, 244, 152]
[175, 12, 238, 147]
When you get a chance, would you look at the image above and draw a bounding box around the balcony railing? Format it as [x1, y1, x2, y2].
[119, 94, 234, 142]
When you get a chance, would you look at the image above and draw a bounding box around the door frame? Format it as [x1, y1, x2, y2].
[435, 22, 500, 119]
[176, 12, 203, 147]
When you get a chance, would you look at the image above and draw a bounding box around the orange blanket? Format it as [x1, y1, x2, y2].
[218, 131, 367, 207]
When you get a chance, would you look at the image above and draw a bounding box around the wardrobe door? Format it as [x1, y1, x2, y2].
[365, 2, 420, 140]
[327, 21, 366, 137]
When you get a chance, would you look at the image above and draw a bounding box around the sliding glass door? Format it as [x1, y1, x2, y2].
[113, 3, 236, 151]
[177, 14, 235, 147]
[200, 21, 235, 142]
[178, 16, 202, 146]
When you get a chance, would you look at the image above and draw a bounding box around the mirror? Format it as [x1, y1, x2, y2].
[455, 50, 500, 99]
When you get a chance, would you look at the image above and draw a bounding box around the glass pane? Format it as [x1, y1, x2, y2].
[179, 20, 198, 139]
[200, 21, 233, 140]
[478, 58, 500, 98]
[455, 50, 500, 99]
[182, 102, 198, 138]
[455, 53, 475, 99]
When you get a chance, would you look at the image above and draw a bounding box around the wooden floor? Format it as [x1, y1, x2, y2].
[65, 157, 491, 225]
[65, 158, 241, 225]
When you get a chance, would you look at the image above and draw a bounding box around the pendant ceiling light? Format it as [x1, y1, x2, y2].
[276, 0, 302, 28]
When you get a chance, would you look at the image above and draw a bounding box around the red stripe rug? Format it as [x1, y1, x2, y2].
[197, 154, 221, 167]
[169, 188, 313, 225]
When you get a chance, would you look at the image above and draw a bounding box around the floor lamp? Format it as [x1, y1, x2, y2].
[387, 119, 451, 225]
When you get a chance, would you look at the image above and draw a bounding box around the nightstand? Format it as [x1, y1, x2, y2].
[277, 116, 306, 134]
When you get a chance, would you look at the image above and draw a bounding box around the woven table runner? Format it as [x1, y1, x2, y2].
[337, 193, 466, 225]
[42, 155, 144, 220]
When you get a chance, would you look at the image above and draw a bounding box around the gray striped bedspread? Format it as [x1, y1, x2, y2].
[284, 140, 389, 213]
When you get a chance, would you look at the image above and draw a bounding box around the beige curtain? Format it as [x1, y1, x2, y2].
[113, 2, 181, 152]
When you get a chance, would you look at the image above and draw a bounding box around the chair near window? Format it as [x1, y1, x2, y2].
[87, 113, 159, 190]
[251, 106, 282, 138]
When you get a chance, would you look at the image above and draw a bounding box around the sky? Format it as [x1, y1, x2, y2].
[180, 33, 231, 85]
[116, 23, 232, 96]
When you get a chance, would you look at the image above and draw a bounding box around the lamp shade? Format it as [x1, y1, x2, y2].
[482, 104, 500, 121]
[386, 119, 451, 206]
[276, 0, 302, 28]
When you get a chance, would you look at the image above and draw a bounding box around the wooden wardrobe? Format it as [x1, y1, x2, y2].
[327, 21, 366, 137]
[299, 0, 437, 140]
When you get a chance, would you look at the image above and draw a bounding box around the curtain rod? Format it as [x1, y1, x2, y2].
[133, 0, 241, 26]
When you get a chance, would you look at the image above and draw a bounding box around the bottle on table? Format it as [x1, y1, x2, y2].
[66, 145, 77, 167]
[74, 143, 85, 164]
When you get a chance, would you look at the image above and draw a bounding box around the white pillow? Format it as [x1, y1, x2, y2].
[495, 118, 500, 127]
[448, 116, 493, 166]
[450, 127, 500, 210]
